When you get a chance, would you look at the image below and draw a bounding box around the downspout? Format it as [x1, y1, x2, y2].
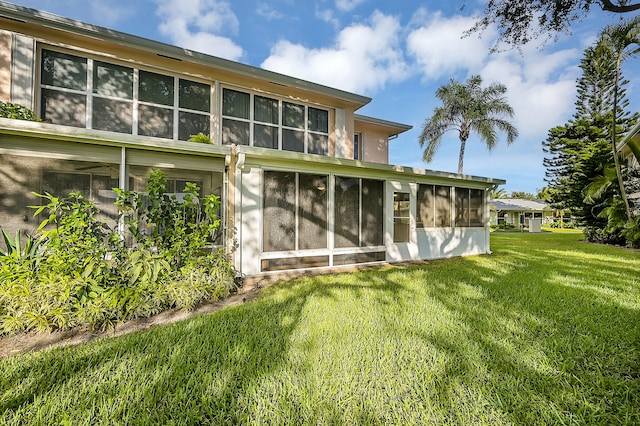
[117, 146, 127, 237]
[225, 144, 245, 271]
[486, 184, 497, 254]
[225, 144, 237, 266]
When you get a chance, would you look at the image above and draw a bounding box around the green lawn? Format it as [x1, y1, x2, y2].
[1, 234, 639, 425]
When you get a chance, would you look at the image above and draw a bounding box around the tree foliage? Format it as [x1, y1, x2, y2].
[543, 31, 639, 244]
[418, 75, 518, 174]
[468, 0, 640, 49]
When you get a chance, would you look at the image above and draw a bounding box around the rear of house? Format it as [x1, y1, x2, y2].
[0, 1, 505, 277]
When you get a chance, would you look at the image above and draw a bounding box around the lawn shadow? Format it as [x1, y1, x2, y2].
[0, 266, 414, 424]
[391, 234, 640, 424]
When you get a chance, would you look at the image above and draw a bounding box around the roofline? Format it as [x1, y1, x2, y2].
[354, 114, 413, 136]
[0, 1, 372, 108]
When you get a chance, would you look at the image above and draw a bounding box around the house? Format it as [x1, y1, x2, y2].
[490, 199, 556, 229]
[0, 1, 505, 277]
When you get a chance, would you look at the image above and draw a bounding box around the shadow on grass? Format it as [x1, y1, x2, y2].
[395, 234, 640, 424]
[1, 234, 638, 424]
[0, 269, 414, 424]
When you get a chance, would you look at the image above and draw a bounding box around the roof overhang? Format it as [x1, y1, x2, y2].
[354, 114, 412, 138]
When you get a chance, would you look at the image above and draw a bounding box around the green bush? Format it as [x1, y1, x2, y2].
[0, 170, 236, 336]
[0, 101, 40, 121]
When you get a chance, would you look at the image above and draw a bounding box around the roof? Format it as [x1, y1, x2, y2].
[490, 199, 551, 211]
[0, 1, 371, 108]
[354, 114, 413, 137]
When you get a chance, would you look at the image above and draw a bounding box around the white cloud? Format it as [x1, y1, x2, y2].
[257, 3, 284, 21]
[261, 11, 408, 94]
[336, 0, 365, 12]
[480, 48, 580, 138]
[154, 0, 243, 60]
[407, 12, 495, 79]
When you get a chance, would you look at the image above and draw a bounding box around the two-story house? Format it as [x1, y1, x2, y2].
[0, 1, 505, 276]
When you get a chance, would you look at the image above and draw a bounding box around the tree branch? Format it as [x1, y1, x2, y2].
[600, 0, 640, 13]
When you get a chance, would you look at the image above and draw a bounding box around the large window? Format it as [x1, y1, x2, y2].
[222, 88, 330, 155]
[417, 184, 451, 228]
[263, 171, 328, 252]
[334, 177, 384, 248]
[40, 49, 211, 140]
[455, 188, 485, 227]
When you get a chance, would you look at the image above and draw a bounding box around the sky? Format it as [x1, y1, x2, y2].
[8, 0, 640, 194]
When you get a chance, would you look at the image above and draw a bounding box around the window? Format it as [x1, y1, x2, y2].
[353, 133, 363, 160]
[417, 184, 434, 228]
[417, 184, 452, 228]
[334, 177, 384, 248]
[393, 192, 410, 243]
[418, 184, 452, 228]
[469, 189, 484, 227]
[455, 188, 485, 227]
[40, 48, 211, 140]
[222, 88, 330, 155]
[435, 185, 452, 227]
[263, 171, 328, 252]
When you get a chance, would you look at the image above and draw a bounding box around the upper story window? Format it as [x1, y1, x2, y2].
[39, 49, 211, 141]
[222, 88, 330, 155]
[353, 132, 363, 160]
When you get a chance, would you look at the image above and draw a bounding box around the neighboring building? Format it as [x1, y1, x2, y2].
[0, 2, 505, 277]
[490, 199, 556, 228]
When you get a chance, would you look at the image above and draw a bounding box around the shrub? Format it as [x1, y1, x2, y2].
[0, 101, 40, 121]
[0, 170, 235, 336]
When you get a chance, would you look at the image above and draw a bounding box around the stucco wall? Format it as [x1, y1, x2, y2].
[354, 121, 389, 164]
[0, 30, 11, 102]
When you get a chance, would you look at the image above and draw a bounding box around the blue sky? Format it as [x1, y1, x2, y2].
[9, 0, 640, 194]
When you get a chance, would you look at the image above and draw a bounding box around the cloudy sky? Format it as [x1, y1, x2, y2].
[9, 0, 640, 194]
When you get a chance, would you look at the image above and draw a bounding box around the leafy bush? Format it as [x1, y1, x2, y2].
[0, 170, 236, 336]
[188, 132, 212, 144]
[0, 101, 40, 121]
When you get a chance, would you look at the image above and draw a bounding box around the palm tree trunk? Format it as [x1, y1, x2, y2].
[612, 61, 632, 221]
[458, 136, 467, 174]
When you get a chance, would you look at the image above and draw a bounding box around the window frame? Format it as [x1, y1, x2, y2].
[417, 184, 452, 228]
[38, 46, 212, 141]
[334, 176, 385, 248]
[262, 170, 329, 253]
[454, 187, 485, 228]
[354, 132, 363, 160]
[221, 87, 331, 155]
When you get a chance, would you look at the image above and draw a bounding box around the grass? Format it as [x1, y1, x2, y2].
[1, 233, 639, 425]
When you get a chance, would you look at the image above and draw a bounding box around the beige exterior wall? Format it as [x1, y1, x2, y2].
[0, 29, 11, 102]
[355, 122, 389, 164]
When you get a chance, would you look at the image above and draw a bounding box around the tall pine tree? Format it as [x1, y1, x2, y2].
[542, 39, 638, 236]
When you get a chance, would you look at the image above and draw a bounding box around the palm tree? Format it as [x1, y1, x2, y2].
[419, 75, 518, 174]
[490, 187, 508, 199]
[600, 16, 640, 221]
